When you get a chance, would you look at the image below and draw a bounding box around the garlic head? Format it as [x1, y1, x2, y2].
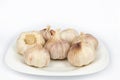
[24, 46, 50, 68]
[67, 42, 96, 67]
[17, 31, 45, 55]
[60, 28, 79, 43]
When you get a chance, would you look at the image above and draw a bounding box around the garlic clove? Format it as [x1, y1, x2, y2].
[40, 25, 55, 41]
[24, 46, 50, 68]
[60, 28, 79, 43]
[17, 31, 45, 55]
[45, 29, 70, 59]
[67, 42, 96, 67]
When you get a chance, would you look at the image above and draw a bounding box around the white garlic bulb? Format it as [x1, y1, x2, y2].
[45, 29, 70, 59]
[68, 42, 96, 67]
[17, 31, 45, 55]
[60, 28, 79, 43]
[24, 46, 50, 68]
[68, 33, 98, 66]
[40, 25, 55, 41]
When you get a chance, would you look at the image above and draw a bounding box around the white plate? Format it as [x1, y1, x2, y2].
[4, 26, 109, 76]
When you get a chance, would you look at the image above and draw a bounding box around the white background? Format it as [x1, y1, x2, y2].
[0, 0, 120, 80]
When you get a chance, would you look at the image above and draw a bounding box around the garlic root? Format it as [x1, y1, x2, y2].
[17, 31, 45, 55]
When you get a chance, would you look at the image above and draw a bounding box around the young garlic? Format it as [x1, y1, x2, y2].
[24, 45, 50, 68]
[60, 28, 79, 43]
[45, 29, 70, 59]
[72, 33, 98, 49]
[17, 31, 45, 55]
[67, 41, 96, 67]
[40, 25, 55, 41]
[68, 33, 98, 66]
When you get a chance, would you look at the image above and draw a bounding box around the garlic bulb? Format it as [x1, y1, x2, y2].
[45, 29, 70, 59]
[67, 42, 96, 67]
[60, 28, 79, 43]
[40, 25, 55, 41]
[17, 31, 45, 55]
[72, 33, 98, 49]
[68, 33, 98, 66]
[24, 46, 50, 67]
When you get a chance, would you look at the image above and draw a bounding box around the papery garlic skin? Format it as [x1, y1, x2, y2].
[17, 31, 45, 55]
[68, 42, 96, 67]
[24, 46, 50, 68]
[60, 28, 79, 43]
[45, 29, 70, 59]
[40, 26, 55, 41]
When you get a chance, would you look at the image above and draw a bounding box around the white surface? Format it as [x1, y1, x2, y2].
[5, 30, 109, 76]
[0, 0, 120, 80]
